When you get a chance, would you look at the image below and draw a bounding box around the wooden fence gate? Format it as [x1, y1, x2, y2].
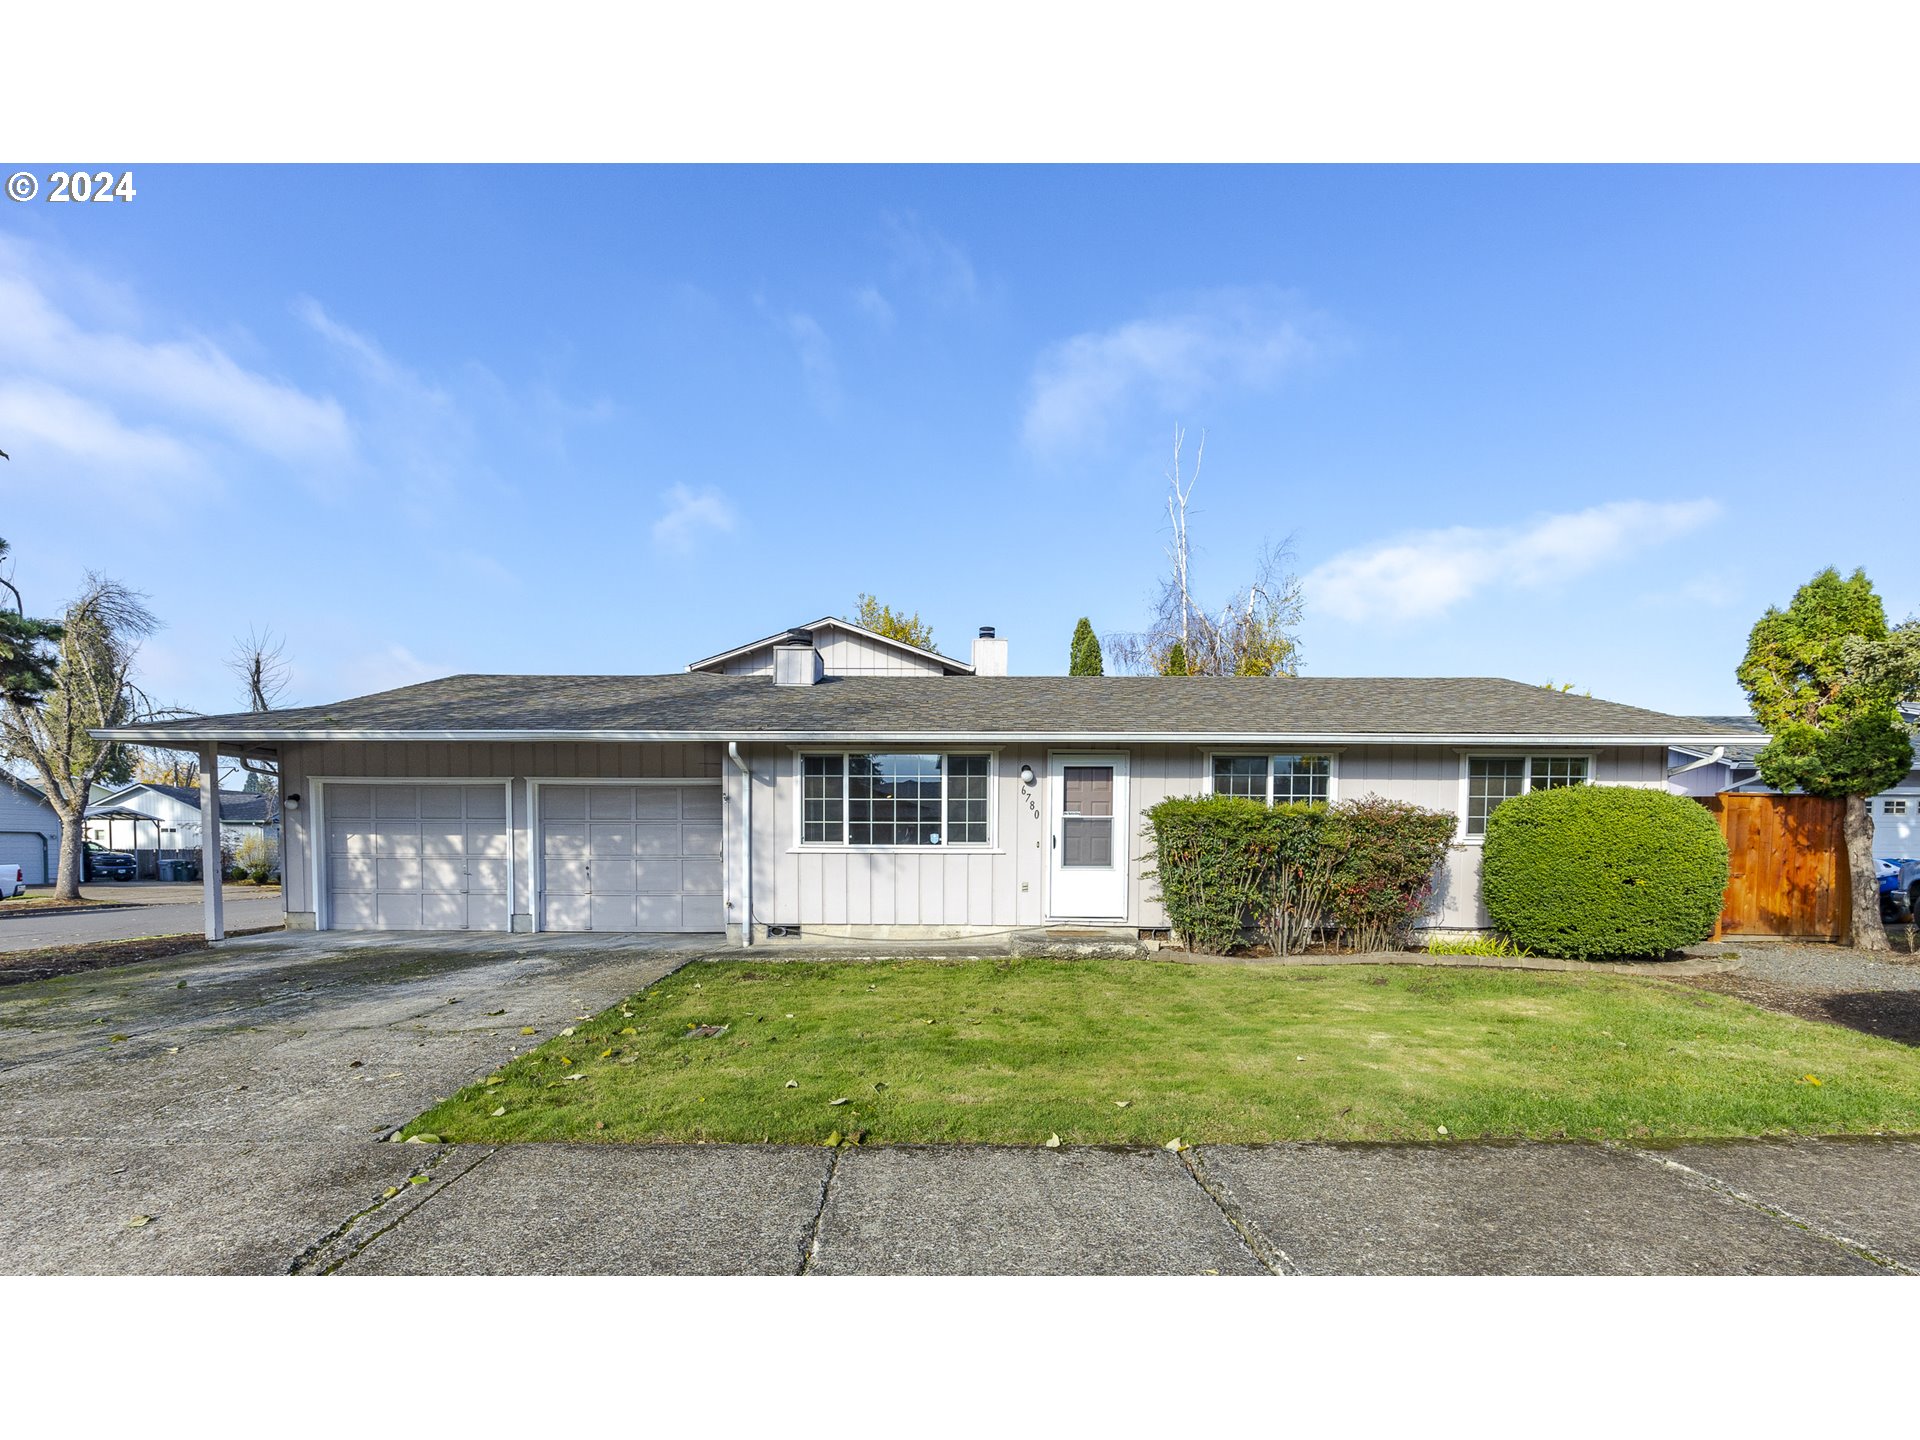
[1698, 793, 1850, 940]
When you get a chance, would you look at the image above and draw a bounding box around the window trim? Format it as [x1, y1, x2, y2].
[1455, 750, 1597, 843]
[1203, 749, 1341, 807]
[791, 748, 1000, 852]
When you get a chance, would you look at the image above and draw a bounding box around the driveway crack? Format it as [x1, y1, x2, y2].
[1608, 1142, 1913, 1275]
[795, 1147, 842, 1276]
[290, 1143, 496, 1275]
[1179, 1147, 1294, 1275]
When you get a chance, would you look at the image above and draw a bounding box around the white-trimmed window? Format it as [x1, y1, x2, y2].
[801, 752, 992, 847]
[1464, 754, 1590, 836]
[1210, 753, 1334, 806]
[1885, 798, 1909, 815]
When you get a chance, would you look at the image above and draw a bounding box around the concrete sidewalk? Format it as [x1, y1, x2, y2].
[1, 930, 1914, 1275]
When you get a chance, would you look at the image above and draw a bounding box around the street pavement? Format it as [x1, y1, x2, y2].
[0, 931, 1912, 1276]
[0, 883, 286, 951]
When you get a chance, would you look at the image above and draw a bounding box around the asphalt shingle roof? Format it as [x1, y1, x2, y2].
[119, 784, 279, 823]
[105, 673, 1763, 743]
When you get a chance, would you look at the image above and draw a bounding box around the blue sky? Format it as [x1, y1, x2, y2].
[0, 164, 1914, 718]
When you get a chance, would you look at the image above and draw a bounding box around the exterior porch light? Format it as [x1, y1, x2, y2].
[283, 793, 301, 811]
[1019, 764, 1036, 787]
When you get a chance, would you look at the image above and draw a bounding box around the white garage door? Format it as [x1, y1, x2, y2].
[326, 783, 510, 931]
[539, 784, 723, 932]
[0, 833, 49, 886]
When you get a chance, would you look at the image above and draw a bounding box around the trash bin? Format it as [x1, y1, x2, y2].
[156, 859, 176, 881]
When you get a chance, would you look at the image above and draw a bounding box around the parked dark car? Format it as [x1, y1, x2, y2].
[1883, 858, 1919, 923]
[83, 845, 136, 882]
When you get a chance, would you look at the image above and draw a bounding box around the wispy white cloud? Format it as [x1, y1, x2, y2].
[853, 284, 895, 329]
[337, 644, 444, 696]
[651, 483, 737, 552]
[1305, 499, 1724, 625]
[782, 311, 839, 412]
[0, 243, 350, 461]
[880, 212, 978, 308]
[1023, 288, 1321, 452]
[0, 379, 197, 476]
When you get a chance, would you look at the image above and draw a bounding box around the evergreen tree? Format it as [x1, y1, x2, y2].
[1068, 617, 1104, 676]
[1738, 567, 1920, 951]
[1160, 641, 1190, 676]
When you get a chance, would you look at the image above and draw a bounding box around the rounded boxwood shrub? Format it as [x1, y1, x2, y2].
[1482, 785, 1728, 959]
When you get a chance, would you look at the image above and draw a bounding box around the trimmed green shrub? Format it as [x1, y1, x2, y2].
[1482, 785, 1729, 959]
[1321, 796, 1460, 952]
[1144, 793, 1453, 954]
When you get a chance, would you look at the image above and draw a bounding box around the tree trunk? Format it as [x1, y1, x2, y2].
[52, 802, 88, 901]
[1843, 792, 1891, 952]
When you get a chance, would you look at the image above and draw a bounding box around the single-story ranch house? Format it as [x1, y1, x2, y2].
[101, 618, 1759, 942]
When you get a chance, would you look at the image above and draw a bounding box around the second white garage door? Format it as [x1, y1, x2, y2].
[538, 784, 724, 932]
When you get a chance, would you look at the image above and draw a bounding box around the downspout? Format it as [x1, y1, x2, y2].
[727, 742, 752, 949]
[1666, 745, 1726, 779]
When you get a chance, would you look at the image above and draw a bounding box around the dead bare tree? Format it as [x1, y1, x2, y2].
[225, 626, 290, 795]
[1, 575, 164, 899]
[1106, 428, 1304, 677]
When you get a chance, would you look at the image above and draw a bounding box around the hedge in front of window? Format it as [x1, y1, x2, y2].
[1481, 785, 1729, 960]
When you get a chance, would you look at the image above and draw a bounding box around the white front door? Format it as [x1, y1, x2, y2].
[1047, 753, 1129, 921]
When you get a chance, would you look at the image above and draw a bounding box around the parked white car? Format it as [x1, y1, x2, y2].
[0, 864, 25, 899]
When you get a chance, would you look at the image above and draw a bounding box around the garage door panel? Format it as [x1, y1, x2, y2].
[376, 893, 424, 927]
[469, 827, 510, 859]
[546, 856, 590, 891]
[335, 856, 378, 890]
[373, 824, 422, 858]
[588, 787, 635, 821]
[468, 857, 509, 892]
[592, 858, 638, 894]
[589, 823, 635, 856]
[375, 858, 422, 892]
[592, 894, 641, 930]
[420, 893, 466, 928]
[634, 789, 681, 820]
[420, 856, 465, 890]
[332, 827, 373, 858]
[417, 785, 467, 819]
[635, 895, 684, 928]
[328, 785, 374, 820]
[535, 784, 722, 933]
[419, 824, 466, 856]
[374, 788, 419, 820]
[633, 823, 681, 856]
[332, 893, 378, 928]
[542, 822, 588, 856]
[468, 893, 509, 931]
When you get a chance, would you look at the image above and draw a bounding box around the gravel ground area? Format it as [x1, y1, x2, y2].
[1679, 931, 1920, 1046]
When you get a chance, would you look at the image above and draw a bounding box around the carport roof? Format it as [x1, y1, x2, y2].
[95, 672, 1766, 747]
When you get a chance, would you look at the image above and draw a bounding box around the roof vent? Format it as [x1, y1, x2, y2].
[978, 626, 995, 639]
[773, 632, 822, 686]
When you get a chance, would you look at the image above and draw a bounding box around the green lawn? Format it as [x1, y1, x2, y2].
[404, 958, 1920, 1146]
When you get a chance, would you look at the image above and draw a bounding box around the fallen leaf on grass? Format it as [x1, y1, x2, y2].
[599, 1048, 613, 1059]
[828, 1097, 849, 1106]
[484, 1075, 506, 1086]
[406, 1133, 441, 1144]
[685, 1024, 728, 1039]
[823, 1130, 842, 1147]
[1164, 1138, 1188, 1153]
[559, 1026, 576, 1037]
[618, 1027, 637, 1036]
[784, 1080, 799, 1088]
[491, 1106, 507, 1117]
[563, 1074, 587, 1083]
[1801, 1075, 1823, 1086]
[1436, 1126, 1450, 1136]
[1114, 1100, 1130, 1108]
[1043, 1134, 1061, 1148]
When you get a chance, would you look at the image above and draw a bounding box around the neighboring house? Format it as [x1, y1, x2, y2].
[1668, 705, 1920, 860]
[86, 783, 280, 872]
[0, 772, 62, 885]
[102, 621, 1755, 939]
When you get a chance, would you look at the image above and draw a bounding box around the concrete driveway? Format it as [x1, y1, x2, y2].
[1, 932, 1915, 1275]
[0, 884, 287, 951]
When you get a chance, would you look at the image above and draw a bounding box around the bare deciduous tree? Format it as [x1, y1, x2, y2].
[1106, 426, 1305, 677]
[224, 626, 290, 795]
[1, 575, 164, 898]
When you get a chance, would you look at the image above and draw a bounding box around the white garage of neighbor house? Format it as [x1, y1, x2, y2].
[97, 615, 1758, 942]
[0, 772, 62, 885]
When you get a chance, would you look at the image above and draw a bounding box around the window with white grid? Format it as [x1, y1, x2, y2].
[800, 752, 992, 847]
[1466, 755, 1590, 835]
[1210, 754, 1332, 805]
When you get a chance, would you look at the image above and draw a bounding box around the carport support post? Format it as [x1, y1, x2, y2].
[199, 745, 224, 941]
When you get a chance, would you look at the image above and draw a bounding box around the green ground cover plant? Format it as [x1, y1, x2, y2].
[405, 958, 1920, 1146]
